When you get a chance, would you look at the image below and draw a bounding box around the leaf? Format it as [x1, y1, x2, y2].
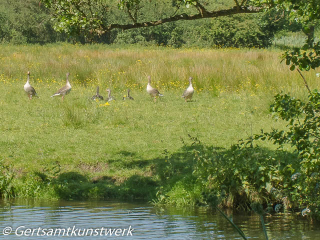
[286, 59, 290, 65]
[290, 65, 295, 71]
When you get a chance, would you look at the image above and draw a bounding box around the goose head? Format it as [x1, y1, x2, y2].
[27, 71, 30, 83]
[106, 88, 111, 97]
[66, 72, 70, 82]
[65, 72, 71, 88]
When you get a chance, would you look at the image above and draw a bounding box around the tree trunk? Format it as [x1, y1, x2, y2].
[303, 25, 315, 48]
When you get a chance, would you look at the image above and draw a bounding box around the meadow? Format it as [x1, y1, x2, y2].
[0, 44, 319, 205]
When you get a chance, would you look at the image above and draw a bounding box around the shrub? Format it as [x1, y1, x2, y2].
[254, 91, 320, 218]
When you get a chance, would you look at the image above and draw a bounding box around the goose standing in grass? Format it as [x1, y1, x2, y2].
[91, 86, 104, 100]
[51, 72, 71, 101]
[182, 77, 194, 102]
[123, 89, 134, 100]
[24, 71, 37, 100]
[106, 88, 115, 102]
[146, 76, 163, 102]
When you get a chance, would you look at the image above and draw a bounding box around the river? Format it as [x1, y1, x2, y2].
[0, 199, 318, 239]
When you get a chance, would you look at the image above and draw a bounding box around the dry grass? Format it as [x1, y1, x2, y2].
[1, 43, 319, 96]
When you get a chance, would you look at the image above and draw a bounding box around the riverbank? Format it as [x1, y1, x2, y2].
[1, 44, 319, 219]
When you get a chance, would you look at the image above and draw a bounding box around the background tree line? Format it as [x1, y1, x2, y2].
[0, 0, 305, 48]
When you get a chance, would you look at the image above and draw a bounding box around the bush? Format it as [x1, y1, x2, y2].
[0, 0, 62, 44]
[254, 91, 320, 218]
[0, 162, 14, 198]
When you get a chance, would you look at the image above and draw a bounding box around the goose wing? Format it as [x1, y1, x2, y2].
[52, 84, 71, 97]
[25, 85, 37, 96]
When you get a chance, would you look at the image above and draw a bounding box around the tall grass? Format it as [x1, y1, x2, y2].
[272, 30, 320, 49]
[1, 43, 319, 95]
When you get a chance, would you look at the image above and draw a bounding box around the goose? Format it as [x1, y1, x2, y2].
[182, 76, 194, 102]
[24, 71, 37, 100]
[106, 88, 115, 102]
[51, 72, 72, 101]
[146, 76, 163, 101]
[91, 86, 104, 100]
[123, 89, 134, 100]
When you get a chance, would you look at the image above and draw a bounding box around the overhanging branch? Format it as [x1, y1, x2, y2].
[102, 6, 261, 33]
[194, 1, 209, 17]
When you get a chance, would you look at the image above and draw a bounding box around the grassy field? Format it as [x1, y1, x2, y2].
[0, 44, 319, 202]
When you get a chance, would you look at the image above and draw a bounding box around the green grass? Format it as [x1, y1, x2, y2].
[0, 43, 319, 202]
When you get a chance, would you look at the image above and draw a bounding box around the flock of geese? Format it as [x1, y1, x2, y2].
[24, 72, 195, 102]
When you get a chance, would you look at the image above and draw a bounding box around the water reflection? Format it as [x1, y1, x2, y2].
[0, 199, 318, 239]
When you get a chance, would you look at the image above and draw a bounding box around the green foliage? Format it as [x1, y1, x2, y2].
[193, 139, 297, 210]
[250, 0, 320, 24]
[283, 42, 320, 71]
[41, 0, 293, 48]
[15, 173, 53, 198]
[114, 31, 150, 46]
[255, 91, 320, 216]
[0, 0, 310, 48]
[0, 162, 14, 198]
[154, 134, 298, 212]
[0, 0, 61, 44]
[251, 0, 320, 71]
[155, 113, 318, 218]
[53, 172, 93, 200]
[194, 14, 275, 48]
[112, 13, 281, 48]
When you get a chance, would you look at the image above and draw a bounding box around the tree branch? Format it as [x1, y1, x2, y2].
[240, 0, 248, 6]
[171, 4, 181, 18]
[194, 1, 209, 17]
[297, 68, 312, 94]
[126, 9, 137, 23]
[234, 0, 240, 11]
[102, 6, 261, 33]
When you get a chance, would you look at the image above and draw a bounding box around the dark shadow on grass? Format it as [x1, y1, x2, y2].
[104, 150, 151, 169]
[22, 138, 298, 206]
[45, 171, 158, 201]
[117, 151, 137, 157]
[106, 158, 151, 169]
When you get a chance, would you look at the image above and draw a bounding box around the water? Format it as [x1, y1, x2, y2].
[0, 199, 319, 239]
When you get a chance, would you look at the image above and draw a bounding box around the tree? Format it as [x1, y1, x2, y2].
[42, 0, 319, 71]
[41, 0, 261, 37]
[251, 0, 320, 74]
[0, 0, 59, 44]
